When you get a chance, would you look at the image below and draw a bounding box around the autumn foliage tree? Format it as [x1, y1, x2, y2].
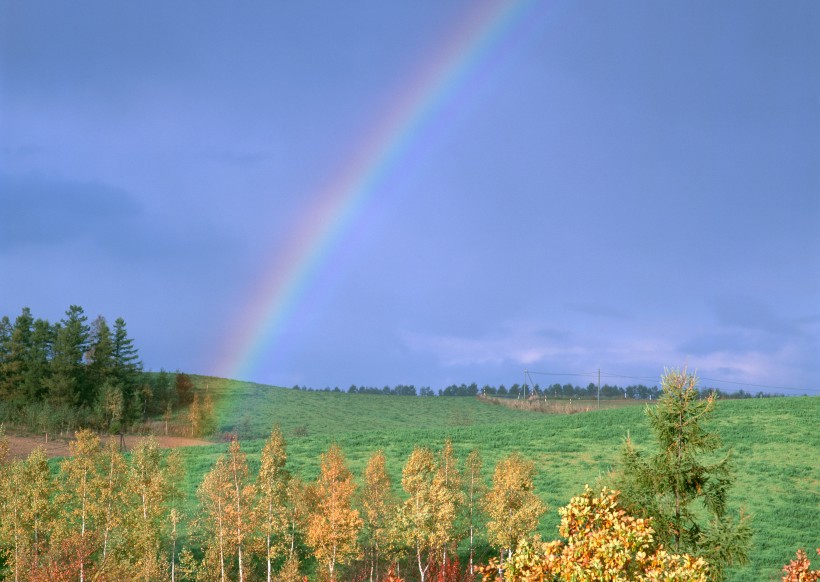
[481, 486, 710, 582]
[360, 449, 400, 581]
[306, 443, 362, 581]
[781, 549, 820, 582]
[482, 452, 545, 565]
[255, 425, 291, 582]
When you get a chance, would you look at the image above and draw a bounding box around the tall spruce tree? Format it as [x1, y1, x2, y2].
[613, 368, 751, 581]
[112, 317, 143, 426]
[45, 306, 90, 407]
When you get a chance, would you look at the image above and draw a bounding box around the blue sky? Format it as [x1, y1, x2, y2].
[1, 1, 818, 394]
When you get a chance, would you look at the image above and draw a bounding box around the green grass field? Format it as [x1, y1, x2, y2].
[176, 376, 819, 581]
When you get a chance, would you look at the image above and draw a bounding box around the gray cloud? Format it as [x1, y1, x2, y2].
[0, 173, 142, 250]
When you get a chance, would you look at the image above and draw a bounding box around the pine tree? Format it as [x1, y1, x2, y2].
[112, 317, 143, 427]
[45, 305, 90, 407]
[22, 318, 53, 403]
[613, 368, 751, 581]
[483, 452, 545, 564]
[87, 316, 114, 393]
[306, 443, 362, 581]
[0, 308, 33, 405]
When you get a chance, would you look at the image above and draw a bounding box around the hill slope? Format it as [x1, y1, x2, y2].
[179, 376, 819, 581]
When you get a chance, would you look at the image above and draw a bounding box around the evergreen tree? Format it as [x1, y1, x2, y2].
[0, 308, 34, 405]
[45, 305, 90, 407]
[87, 316, 114, 390]
[22, 318, 53, 402]
[613, 368, 751, 581]
[112, 317, 143, 426]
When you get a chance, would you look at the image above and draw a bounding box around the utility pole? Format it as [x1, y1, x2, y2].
[597, 369, 601, 409]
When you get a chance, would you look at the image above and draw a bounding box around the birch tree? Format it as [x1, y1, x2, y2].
[255, 425, 290, 582]
[464, 448, 486, 575]
[401, 446, 439, 582]
[360, 449, 399, 581]
[225, 437, 253, 582]
[126, 436, 171, 580]
[483, 452, 545, 564]
[306, 443, 362, 581]
[199, 457, 232, 582]
[58, 429, 101, 582]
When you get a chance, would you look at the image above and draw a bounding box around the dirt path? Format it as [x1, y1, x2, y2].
[6, 433, 212, 459]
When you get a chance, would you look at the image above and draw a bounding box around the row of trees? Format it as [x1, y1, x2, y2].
[292, 383, 664, 399]
[305, 382, 783, 400]
[0, 369, 757, 582]
[0, 307, 215, 437]
[0, 306, 144, 433]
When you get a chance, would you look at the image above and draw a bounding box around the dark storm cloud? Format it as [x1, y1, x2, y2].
[678, 331, 785, 357]
[0, 173, 142, 250]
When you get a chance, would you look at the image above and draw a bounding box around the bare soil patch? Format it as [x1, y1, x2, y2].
[6, 433, 212, 459]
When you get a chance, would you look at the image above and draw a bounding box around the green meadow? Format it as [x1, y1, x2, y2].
[175, 376, 819, 582]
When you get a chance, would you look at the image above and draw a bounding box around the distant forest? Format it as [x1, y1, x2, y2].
[296, 381, 778, 400]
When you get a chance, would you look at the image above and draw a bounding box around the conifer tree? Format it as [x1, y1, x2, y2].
[87, 316, 114, 392]
[483, 452, 545, 564]
[306, 443, 362, 581]
[0, 308, 33, 405]
[613, 368, 751, 581]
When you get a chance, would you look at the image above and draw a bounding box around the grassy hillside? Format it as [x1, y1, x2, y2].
[178, 376, 819, 581]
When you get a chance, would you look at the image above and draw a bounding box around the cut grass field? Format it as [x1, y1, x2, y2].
[171, 376, 817, 581]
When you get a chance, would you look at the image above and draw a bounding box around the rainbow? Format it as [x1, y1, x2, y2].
[218, 0, 545, 383]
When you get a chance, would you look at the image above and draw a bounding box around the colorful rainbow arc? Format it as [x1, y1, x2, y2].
[218, 0, 543, 383]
